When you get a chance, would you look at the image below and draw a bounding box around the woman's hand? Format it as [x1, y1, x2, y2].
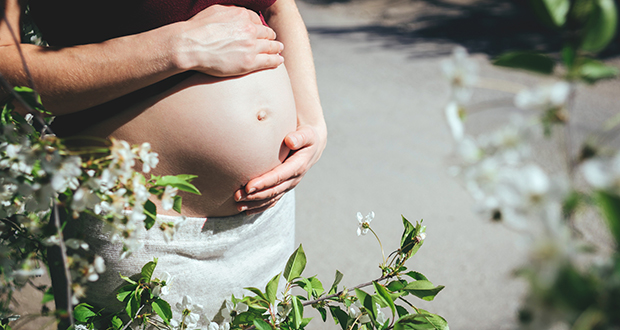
[172, 5, 285, 77]
[234, 123, 327, 214]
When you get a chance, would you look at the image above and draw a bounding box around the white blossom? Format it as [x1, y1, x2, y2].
[152, 271, 174, 297]
[161, 185, 178, 211]
[51, 156, 81, 192]
[445, 101, 465, 141]
[441, 46, 478, 103]
[159, 216, 186, 243]
[582, 152, 620, 193]
[357, 211, 374, 236]
[515, 82, 570, 111]
[348, 300, 371, 323]
[137, 142, 159, 173]
[221, 300, 248, 323]
[175, 295, 205, 329]
[71, 186, 101, 212]
[65, 239, 89, 251]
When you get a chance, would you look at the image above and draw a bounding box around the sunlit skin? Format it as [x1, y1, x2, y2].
[95, 65, 297, 217]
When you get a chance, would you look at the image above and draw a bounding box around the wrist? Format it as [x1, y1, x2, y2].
[162, 21, 199, 73]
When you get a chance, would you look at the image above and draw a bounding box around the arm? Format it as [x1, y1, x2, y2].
[0, 1, 284, 114]
[235, 0, 327, 213]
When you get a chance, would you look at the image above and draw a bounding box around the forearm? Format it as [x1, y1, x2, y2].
[0, 24, 183, 115]
[1, 2, 283, 116]
[265, 0, 326, 135]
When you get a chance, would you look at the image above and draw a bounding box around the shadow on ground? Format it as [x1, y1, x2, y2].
[304, 0, 620, 58]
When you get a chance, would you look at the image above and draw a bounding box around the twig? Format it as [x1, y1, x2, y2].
[121, 305, 145, 330]
[52, 203, 74, 329]
[302, 274, 391, 307]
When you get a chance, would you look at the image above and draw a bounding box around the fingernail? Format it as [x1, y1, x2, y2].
[238, 205, 247, 212]
[289, 136, 298, 147]
[247, 187, 256, 194]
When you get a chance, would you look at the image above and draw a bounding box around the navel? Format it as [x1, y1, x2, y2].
[256, 109, 268, 121]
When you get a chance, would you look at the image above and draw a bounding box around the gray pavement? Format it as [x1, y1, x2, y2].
[293, 1, 620, 329]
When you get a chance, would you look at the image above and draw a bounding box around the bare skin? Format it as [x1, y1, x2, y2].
[0, 0, 327, 216]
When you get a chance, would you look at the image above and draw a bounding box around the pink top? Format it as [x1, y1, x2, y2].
[28, 0, 278, 136]
[29, 0, 277, 46]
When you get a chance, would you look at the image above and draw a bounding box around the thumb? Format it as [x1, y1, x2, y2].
[284, 129, 307, 150]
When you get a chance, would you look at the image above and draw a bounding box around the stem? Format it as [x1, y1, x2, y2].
[242, 275, 395, 330]
[563, 84, 577, 178]
[369, 228, 386, 266]
[302, 274, 391, 307]
[121, 305, 145, 330]
[53, 203, 74, 329]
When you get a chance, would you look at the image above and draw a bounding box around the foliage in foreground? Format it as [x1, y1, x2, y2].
[443, 0, 620, 329]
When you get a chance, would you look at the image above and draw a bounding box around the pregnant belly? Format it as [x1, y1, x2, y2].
[87, 65, 297, 217]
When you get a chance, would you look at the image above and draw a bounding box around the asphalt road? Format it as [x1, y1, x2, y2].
[293, 1, 620, 329]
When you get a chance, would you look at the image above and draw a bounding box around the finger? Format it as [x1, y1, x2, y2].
[238, 195, 283, 213]
[255, 25, 277, 41]
[252, 53, 284, 71]
[244, 153, 306, 194]
[284, 126, 316, 150]
[254, 39, 284, 54]
[239, 177, 299, 202]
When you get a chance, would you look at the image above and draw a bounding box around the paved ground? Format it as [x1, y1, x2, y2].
[10, 1, 620, 329]
[293, 1, 620, 329]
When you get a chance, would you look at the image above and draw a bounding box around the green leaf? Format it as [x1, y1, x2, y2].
[152, 298, 172, 325]
[595, 191, 620, 249]
[301, 317, 313, 328]
[253, 319, 272, 330]
[400, 216, 415, 249]
[141, 258, 158, 283]
[245, 287, 269, 302]
[374, 282, 395, 317]
[394, 312, 449, 330]
[309, 276, 325, 297]
[266, 273, 281, 304]
[405, 271, 429, 282]
[329, 270, 344, 294]
[119, 273, 136, 285]
[144, 200, 157, 230]
[295, 277, 314, 298]
[73, 303, 96, 323]
[291, 296, 304, 329]
[355, 288, 378, 326]
[386, 280, 407, 292]
[395, 305, 409, 318]
[493, 52, 555, 75]
[111, 315, 123, 330]
[581, 0, 618, 52]
[561, 45, 576, 69]
[173, 195, 183, 214]
[578, 58, 619, 83]
[233, 311, 258, 325]
[283, 245, 306, 282]
[41, 287, 54, 304]
[543, 0, 570, 26]
[126, 294, 140, 318]
[317, 307, 327, 322]
[529, 0, 569, 27]
[154, 175, 201, 195]
[329, 306, 349, 330]
[116, 284, 135, 302]
[403, 281, 445, 301]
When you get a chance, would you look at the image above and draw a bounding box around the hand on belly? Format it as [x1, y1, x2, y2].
[100, 65, 297, 217]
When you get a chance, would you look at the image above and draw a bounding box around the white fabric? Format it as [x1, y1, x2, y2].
[83, 190, 296, 319]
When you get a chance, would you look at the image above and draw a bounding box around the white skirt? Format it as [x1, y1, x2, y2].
[82, 190, 296, 319]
